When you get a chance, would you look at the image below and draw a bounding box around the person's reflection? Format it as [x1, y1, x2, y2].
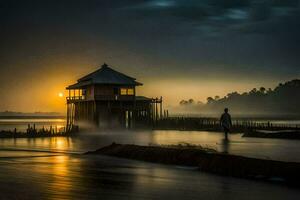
[221, 138, 230, 154]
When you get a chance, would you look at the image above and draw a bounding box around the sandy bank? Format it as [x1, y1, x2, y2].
[87, 143, 300, 186]
[243, 130, 300, 140]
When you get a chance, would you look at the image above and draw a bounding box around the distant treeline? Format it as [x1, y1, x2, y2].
[179, 79, 300, 116]
[0, 111, 64, 118]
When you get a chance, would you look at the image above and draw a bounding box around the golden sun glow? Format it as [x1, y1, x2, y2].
[58, 92, 64, 97]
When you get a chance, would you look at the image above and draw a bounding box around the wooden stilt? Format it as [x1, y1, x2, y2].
[160, 96, 163, 119]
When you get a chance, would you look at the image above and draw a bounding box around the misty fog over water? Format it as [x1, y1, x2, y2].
[0, 118, 300, 162]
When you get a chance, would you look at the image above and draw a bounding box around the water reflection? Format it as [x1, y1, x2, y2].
[48, 137, 73, 151]
[220, 139, 230, 154]
[0, 130, 300, 162]
[28, 155, 72, 199]
[0, 149, 300, 199]
[0, 137, 74, 153]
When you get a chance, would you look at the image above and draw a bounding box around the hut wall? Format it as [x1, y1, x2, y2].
[94, 85, 115, 96]
[85, 85, 95, 100]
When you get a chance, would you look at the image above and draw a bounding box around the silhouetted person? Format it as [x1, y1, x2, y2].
[220, 108, 232, 140]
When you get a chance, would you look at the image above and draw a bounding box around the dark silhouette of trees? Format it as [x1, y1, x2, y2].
[180, 99, 196, 106]
[259, 87, 266, 94]
[207, 97, 215, 104]
[179, 79, 300, 116]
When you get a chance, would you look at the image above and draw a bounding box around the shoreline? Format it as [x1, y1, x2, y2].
[86, 143, 300, 187]
[243, 130, 300, 140]
[1, 128, 300, 140]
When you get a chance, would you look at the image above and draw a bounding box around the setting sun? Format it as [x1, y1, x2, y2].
[58, 92, 64, 97]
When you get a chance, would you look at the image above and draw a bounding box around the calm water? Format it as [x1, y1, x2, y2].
[1, 130, 300, 162]
[0, 119, 300, 199]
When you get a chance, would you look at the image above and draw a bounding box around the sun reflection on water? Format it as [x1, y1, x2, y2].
[48, 137, 73, 152]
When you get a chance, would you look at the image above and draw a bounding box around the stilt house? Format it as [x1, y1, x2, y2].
[66, 63, 162, 130]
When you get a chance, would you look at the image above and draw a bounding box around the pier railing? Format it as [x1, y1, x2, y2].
[66, 96, 85, 103]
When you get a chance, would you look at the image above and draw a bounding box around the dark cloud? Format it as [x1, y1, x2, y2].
[120, 0, 300, 33]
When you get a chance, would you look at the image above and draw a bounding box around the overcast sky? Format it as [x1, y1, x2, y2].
[0, 0, 300, 112]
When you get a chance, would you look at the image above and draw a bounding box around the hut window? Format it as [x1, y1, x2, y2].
[120, 88, 127, 95]
[127, 89, 134, 95]
[120, 88, 135, 95]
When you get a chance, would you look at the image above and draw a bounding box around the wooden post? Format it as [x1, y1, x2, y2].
[70, 104, 73, 130]
[160, 96, 163, 119]
[66, 103, 70, 132]
[155, 98, 158, 123]
[72, 103, 75, 128]
[94, 101, 97, 126]
[68, 104, 71, 131]
[27, 124, 30, 133]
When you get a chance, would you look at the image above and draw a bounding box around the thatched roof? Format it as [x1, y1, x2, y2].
[67, 63, 142, 89]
